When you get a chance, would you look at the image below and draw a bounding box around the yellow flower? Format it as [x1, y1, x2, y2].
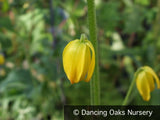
[62, 34, 95, 84]
[0, 54, 5, 65]
[136, 66, 160, 101]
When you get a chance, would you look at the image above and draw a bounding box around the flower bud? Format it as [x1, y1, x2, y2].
[62, 34, 95, 84]
[0, 54, 5, 65]
[136, 66, 160, 101]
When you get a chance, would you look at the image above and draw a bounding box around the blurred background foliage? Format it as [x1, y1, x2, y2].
[0, 0, 160, 119]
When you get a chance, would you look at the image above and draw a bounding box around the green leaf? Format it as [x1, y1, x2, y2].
[0, 17, 13, 30]
[134, 0, 150, 6]
[97, 1, 121, 32]
[0, 69, 33, 93]
[0, 33, 12, 50]
[123, 5, 146, 33]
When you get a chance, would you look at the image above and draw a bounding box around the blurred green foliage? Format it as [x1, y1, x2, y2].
[0, 0, 160, 119]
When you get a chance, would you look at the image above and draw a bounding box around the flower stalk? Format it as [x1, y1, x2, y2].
[122, 69, 142, 105]
[122, 75, 136, 105]
[87, 0, 100, 105]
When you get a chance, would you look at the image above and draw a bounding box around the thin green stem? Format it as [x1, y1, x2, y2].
[87, 0, 100, 105]
[122, 69, 142, 105]
[122, 77, 136, 105]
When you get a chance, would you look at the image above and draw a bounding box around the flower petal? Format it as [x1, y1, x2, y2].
[136, 71, 151, 101]
[85, 40, 95, 82]
[145, 72, 155, 92]
[0, 54, 5, 65]
[79, 45, 91, 81]
[63, 40, 81, 83]
[144, 66, 160, 88]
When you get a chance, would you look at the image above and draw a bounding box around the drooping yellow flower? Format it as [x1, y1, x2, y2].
[136, 66, 160, 101]
[0, 54, 5, 65]
[62, 34, 95, 84]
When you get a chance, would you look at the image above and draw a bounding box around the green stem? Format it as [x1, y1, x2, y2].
[87, 0, 100, 105]
[122, 69, 142, 105]
[122, 76, 136, 105]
